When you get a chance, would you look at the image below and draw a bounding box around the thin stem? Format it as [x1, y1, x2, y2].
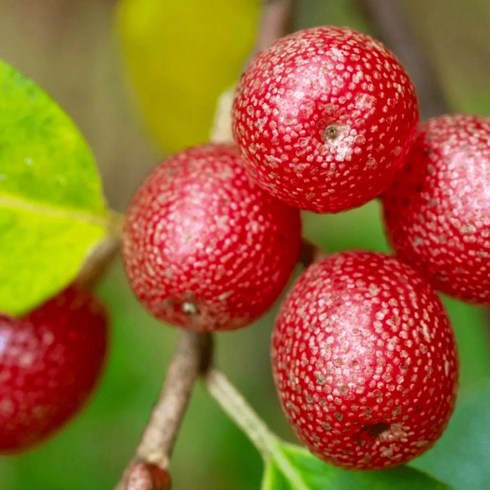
[203, 368, 277, 459]
[203, 368, 309, 490]
[212, 0, 294, 140]
[76, 210, 124, 289]
[116, 331, 212, 490]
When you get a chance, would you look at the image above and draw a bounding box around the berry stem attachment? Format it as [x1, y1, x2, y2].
[77, 210, 124, 289]
[202, 368, 309, 490]
[300, 238, 325, 268]
[116, 331, 212, 490]
[211, 0, 296, 142]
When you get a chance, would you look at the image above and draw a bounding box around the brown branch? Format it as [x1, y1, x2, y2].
[214, 1, 295, 141]
[255, 0, 295, 54]
[116, 331, 212, 490]
[360, 0, 449, 119]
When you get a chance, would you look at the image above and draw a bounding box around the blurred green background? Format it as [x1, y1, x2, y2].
[0, 0, 489, 489]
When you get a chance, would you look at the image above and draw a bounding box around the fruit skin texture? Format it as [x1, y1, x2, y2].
[383, 114, 490, 305]
[0, 286, 108, 453]
[272, 251, 458, 470]
[232, 26, 419, 213]
[122, 143, 301, 332]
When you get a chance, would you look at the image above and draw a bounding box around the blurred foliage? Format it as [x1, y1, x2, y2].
[117, 0, 260, 153]
[0, 1, 489, 489]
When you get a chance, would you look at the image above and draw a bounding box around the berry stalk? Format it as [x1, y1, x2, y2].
[115, 331, 212, 490]
[76, 210, 124, 289]
[203, 368, 309, 490]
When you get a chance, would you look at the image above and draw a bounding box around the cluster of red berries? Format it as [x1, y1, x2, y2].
[5, 24, 486, 473]
[122, 25, 489, 470]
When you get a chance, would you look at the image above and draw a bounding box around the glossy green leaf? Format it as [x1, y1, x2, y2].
[262, 461, 289, 490]
[262, 443, 453, 490]
[0, 59, 108, 315]
[117, 0, 260, 153]
[412, 382, 490, 490]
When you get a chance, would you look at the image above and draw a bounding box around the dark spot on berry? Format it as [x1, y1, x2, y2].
[355, 422, 390, 444]
[366, 422, 390, 437]
[323, 124, 339, 141]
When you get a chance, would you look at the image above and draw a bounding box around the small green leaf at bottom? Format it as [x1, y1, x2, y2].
[412, 382, 490, 490]
[262, 443, 454, 490]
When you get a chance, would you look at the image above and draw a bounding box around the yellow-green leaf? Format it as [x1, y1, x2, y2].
[0, 60, 108, 315]
[116, 0, 260, 152]
[262, 443, 454, 490]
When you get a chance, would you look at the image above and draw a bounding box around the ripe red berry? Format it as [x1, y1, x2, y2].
[122, 143, 301, 331]
[126, 463, 172, 490]
[232, 26, 419, 213]
[383, 114, 490, 305]
[0, 286, 108, 453]
[272, 251, 458, 470]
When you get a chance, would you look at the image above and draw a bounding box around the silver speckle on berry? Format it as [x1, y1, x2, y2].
[272, 251, 458, 469]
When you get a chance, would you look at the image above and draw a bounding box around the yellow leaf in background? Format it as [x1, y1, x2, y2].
[116, 0, 260, 153]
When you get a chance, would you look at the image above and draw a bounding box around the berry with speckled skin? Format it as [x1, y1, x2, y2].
[272, 251, 458, 470]
[232, 26, 419, 213]
[122, 143, 301, 332]
[383, 114, 490, 305]
[0, 286, 108, 453]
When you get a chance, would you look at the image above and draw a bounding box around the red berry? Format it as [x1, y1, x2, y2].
[272, 251, 458, 470]
[0, 286, 108, 453]
[383, 114, 490, 305]
[126, 463, 172, 490]
[232, 26, 419, 213]
[122, 143, 301, 331]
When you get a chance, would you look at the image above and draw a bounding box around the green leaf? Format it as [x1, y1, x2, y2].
[411, 382, 490, 490]
[442, 298, 490, 389]
[262, 461, 289, 490]
[0, 59, 108, 315]
[262, 443, 453, 490]
[116, 0, 260, 153]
